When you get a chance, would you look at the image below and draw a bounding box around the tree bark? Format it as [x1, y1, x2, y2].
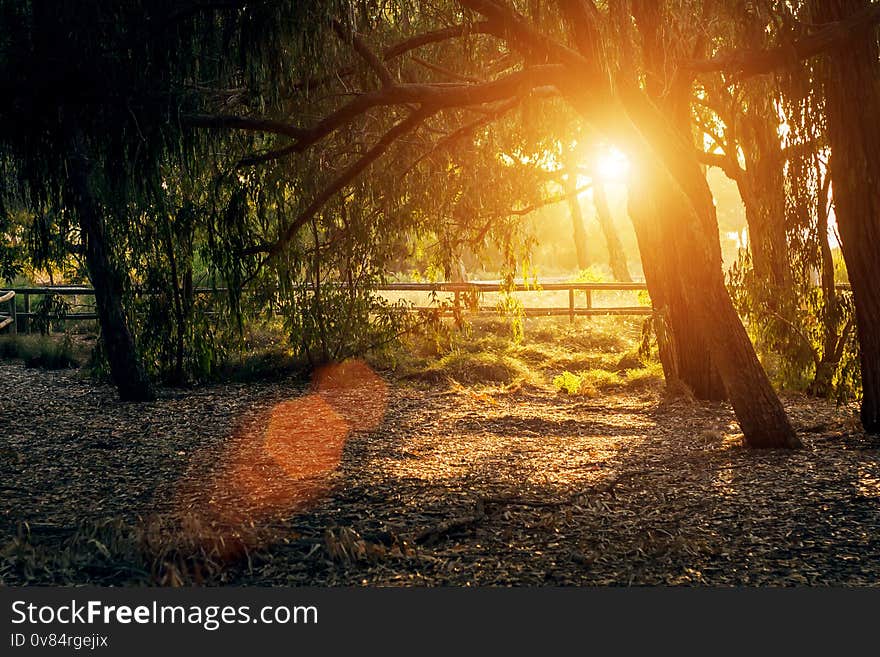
[593, 183, 632, 282]
[812, 0, 880, 432]
[738, 170, 790, 289]
[67, 134, 155, 402]
[517, 0, 798, 445]
[735, 83, 791, 289]
[628, 149, 799, 447]
[628, 173, 726, 401]
[809, 170, 843, 397]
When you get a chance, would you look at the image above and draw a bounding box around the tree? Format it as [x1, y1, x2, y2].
[810, 0, 880, 432]
[591, 183, 632, 283]
[0, 1, 329, 398]
[202, 0, 797, 446]
[691, 0, 880, 431]
[3, 1, 815, 447]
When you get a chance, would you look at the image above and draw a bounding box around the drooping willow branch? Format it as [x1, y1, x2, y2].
[186, 64, 565, 167]
[243, 108, 437, 262]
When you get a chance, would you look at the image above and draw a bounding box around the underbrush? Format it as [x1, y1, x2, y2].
[386, 315, 659, 392]
[0, 334, 80, 369]
[212, 325, 308, 383]
[411, 350, 535, 385]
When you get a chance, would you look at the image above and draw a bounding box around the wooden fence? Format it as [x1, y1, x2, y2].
[0, 281, 855, 334]
[0, 282, 654, 334]
[0, 289, 14, 333]
[381, 281, 651, 320]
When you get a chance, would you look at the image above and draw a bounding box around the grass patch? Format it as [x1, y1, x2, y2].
[214, 349, 306, 383]
[414, 350, 534, 385]
[0, 335, 80, 369]
[553, 362, 663, 396]
[388, 314, 657, 393]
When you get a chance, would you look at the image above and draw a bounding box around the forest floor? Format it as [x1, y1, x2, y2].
[2, 327, 880, 586]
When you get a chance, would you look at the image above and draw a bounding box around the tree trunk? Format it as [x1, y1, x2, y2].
[628, 175, 726, 400]
[555, 0, 798, 446]
[812, 0, 880, 432]
[563, 175, 590, 270]
[809, 171, 842, 397]
[738, 171, 790, 289]
[612, 75, 799, 446]
[630, 152, 800, 447]
[734, 82, 791, 289]
[593, 183, 632, 282]
[67, 135, 155, 402]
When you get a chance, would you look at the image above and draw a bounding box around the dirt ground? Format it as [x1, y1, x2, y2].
[2, 359, 879, 586]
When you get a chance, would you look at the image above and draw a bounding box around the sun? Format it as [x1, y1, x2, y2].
[594, 147, 631, 182]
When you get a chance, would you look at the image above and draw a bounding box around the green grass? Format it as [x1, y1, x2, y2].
[0, 335, 80, 369]
[414, 350, 534, 385]
[386, 313, 663, 394]
[552, 362, 664, 396]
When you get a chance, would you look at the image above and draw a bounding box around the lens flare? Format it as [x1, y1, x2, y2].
[169, 359, 389, 559]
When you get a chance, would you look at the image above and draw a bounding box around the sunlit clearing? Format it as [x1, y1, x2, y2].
[595, 148, 631, 182]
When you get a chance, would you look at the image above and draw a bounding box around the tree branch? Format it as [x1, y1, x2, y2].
[685, 4, 880, 77]
[292, 21, 498, 93]
[384, 21, 497, 58]
[331, 19, 395, 87]
[232, 65, 564, 166]
[245, 109, 435, 260]
[696, 149, 744, 180]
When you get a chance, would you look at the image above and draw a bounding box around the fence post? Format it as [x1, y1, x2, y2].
[9, 292, 16, 335]
[23, 293, 30, 334]
[568, 288, 575, 324]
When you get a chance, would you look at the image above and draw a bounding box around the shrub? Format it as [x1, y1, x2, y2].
[553, 370, 585, 395]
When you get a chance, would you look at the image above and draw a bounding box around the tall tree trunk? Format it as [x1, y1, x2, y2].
[593, 183, 632, 282]
[738, 171, 789, 289]
[628, 175, 726, 400]
[812, 0, 880, 432]
[612, 75, 799, 446]
[563, 175, 590, 270]
[67, 134, 155, 402]
[809, 171, 843, 397]
[554, 0, 798, 446]
[734, 81, 792, 289]
[629, 149, 799, 447]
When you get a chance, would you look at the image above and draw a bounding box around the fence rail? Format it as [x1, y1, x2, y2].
[0, 290, 14, 332]
[0, 281, 855, 333]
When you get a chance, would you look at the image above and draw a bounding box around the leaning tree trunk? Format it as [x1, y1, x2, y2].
[67, 135, 155, 402]
[812, 0, 880, 432]
[553, 0, 798, 446]
[628, 176, 726, 400]
[633, 152, 800, 448]
[593, 183, 632, 282]
[613, 79, 800, 447]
